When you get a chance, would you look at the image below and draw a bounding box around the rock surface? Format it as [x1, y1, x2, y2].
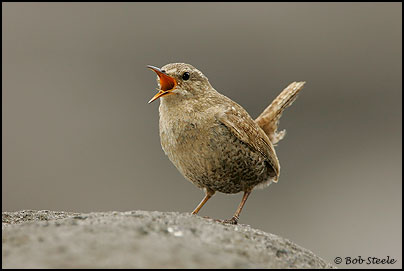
[2, 210, 335, 269]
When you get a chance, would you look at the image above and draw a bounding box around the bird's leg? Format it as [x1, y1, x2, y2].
[191, 188, 215, 215]
[222, 189, 252, 225]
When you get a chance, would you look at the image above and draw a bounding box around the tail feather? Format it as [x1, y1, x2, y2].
[255, 81, 305, 145]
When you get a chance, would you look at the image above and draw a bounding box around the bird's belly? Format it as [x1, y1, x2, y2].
[160, 121, 271, 194]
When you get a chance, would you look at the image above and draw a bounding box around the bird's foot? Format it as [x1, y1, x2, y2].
[218, 216, 238, 225]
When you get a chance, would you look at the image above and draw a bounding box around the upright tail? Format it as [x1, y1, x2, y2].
[255, 81, 306, 145]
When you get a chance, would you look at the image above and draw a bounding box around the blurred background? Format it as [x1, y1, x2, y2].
[2, 2, 401, 268]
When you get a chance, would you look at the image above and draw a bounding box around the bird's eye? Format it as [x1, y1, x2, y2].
[182, 72, 190, 80]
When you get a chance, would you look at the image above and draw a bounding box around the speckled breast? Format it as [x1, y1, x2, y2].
[160, 118, 272, 194]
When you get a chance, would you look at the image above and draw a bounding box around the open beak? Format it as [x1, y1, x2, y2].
[147, 65, 177, 103]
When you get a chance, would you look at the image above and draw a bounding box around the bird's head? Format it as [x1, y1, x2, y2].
[147, 63, 211, 103]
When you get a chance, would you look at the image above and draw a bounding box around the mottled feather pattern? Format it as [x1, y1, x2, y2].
[215, 101, 280, 182]
[255, 82, 306, 145]
[159, 92, 279, 193]
[155, 63, 304, 196]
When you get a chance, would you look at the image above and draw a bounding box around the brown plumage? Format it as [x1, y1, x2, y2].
[255, 81, 306, 146]
[148, 63, 305, 224]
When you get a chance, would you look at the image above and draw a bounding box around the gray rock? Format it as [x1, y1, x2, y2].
[2, 210, 335, 269]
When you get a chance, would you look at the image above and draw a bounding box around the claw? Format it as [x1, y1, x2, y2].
[218, 216, 239, 225]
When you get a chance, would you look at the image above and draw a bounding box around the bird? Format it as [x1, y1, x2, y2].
[147, 63, 305, 224]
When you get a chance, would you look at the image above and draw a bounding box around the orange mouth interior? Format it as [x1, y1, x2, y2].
[147, 66, 177, 103]
[158, 72, 177, 92]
